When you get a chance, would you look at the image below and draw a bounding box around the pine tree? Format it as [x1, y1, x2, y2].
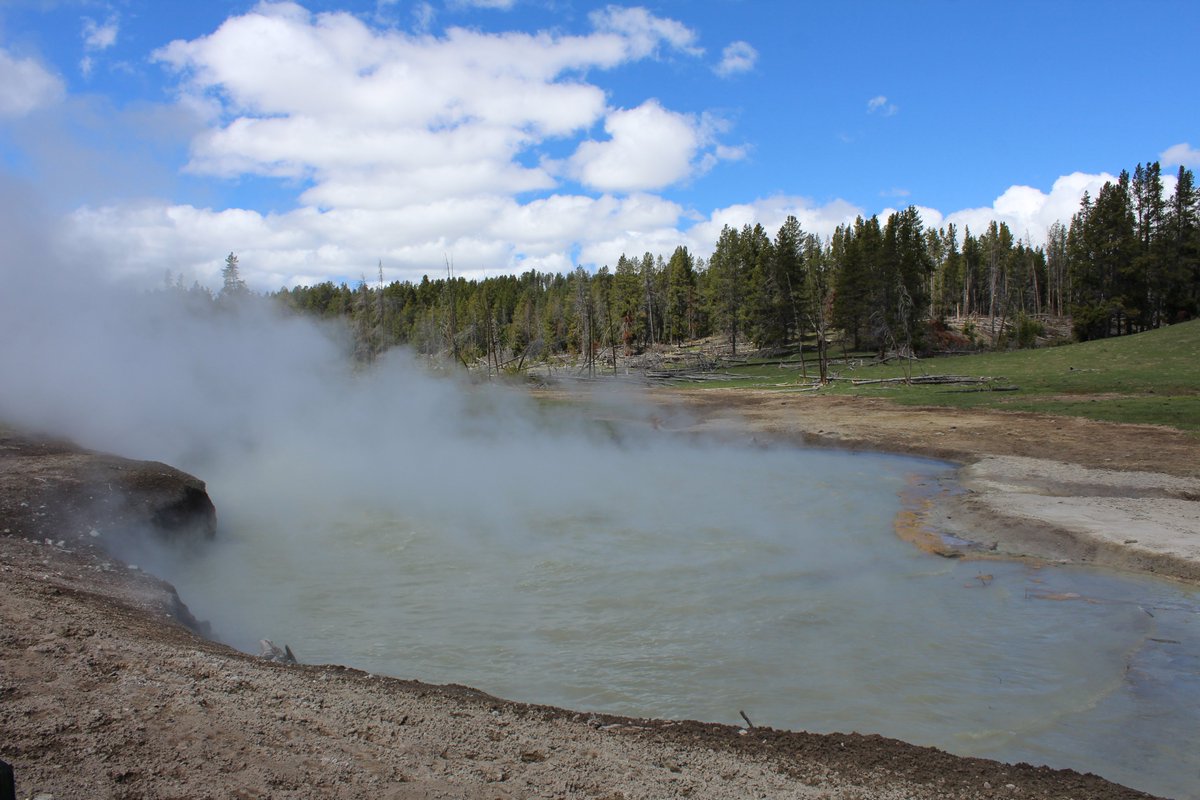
[1045, 222, 1069, 317]
[220, 252, 248, 299]
[802, 233, 834, 383]
[1068, 181, 1137, 339]
[832, 216, 882, 350]
[664, 246, 697, 344]
[706, 225, 744, 354]
[1164, 166, 1199, 320]
[1132, 162, 1166, 326]
[740, 223, 778, 348]
[772, 216, 807, 345]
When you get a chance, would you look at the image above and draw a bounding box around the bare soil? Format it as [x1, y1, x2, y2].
[4, 392, 1196, 800]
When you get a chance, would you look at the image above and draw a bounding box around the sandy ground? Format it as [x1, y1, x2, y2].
[4, 391, 1198, 800]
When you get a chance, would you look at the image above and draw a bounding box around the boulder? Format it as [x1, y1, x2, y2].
[0, 432, 217, 544]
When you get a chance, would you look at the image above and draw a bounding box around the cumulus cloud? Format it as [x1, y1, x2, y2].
[684, 195, 865, 252]
[60, 165, 1122, 289]
[0, 47, 65, 117]
[152, 2, 707, 195]
[867, 95, 897, 116]
[942, 172, 1117, 243]
[25, 2, 1124, 294]
[63, 190, 691, 287]
[82, 1, 730, 286]
[567, 100, 705, 192]
[1161, 142, 1200, 168]
[714, 41, 757, 77]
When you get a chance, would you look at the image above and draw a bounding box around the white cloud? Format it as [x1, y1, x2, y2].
[0, 47, 65, 117]
[1161, 142, 1200, 168]
[449, 0, 517, 9]
[62, 190, 692, 288]
[48, 3, 1119, 292]
[60, 167, 1125, 290]
[714, 41, 757, 77]
[943, 171, 1116, 243]
[114, 1, 730, 287]
[151, 1, 708, 208]
[82, 16, 119, 51]
[567, 100, 703, 192]
[411, 2, 436, 32]
[684, 195, 865, 254]
[683, 172, 1120, 260]
[588, 5, 702, 58]
[80, 15, 120, 78]
[867, 95, 897, 116]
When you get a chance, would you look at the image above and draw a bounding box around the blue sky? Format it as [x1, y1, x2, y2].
[1, 0, 1197, 289]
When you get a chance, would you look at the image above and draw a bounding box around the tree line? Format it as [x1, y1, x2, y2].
[174, 161, 1198, 370]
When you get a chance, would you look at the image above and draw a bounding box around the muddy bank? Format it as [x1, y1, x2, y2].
[0, 415, 1183, 800]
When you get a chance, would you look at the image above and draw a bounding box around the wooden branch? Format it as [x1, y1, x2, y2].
[850, 375, 1004, 386]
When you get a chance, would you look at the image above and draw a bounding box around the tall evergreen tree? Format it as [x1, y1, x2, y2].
[1132, 162, 1167, 326]
[772, 215, 807, 345]
[1164, 166, 1200, 320]
[1069, 180, 1138, 339]
[664, 245, 698, 344]
[220, 252, 248, 300]
[614, 254, 642, 354]
[832, 216, 882, 350]
[741, 223, 780, 348]
[1045, 222, 1069, 317]
[706, 225, 745, 354]
[801, 233, 834, 383]
[877, 207, 933, 355]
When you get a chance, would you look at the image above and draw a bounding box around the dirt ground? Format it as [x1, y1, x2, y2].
[3, 392, 1197, 800]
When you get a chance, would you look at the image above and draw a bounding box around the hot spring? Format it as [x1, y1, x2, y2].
[4, 227, 1193, 799]
[145, 430, 1200, 800]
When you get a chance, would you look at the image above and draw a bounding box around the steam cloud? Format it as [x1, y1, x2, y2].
[0, 176, 706, 646]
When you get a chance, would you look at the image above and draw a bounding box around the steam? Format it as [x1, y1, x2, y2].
[0, 176, 704, 620]
[0, 181, 889, 687]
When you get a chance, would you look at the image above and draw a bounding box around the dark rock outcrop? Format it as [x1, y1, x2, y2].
[0, 432, 217, 544]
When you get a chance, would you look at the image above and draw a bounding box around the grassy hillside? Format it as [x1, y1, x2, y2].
[695, 319, 1200, 432]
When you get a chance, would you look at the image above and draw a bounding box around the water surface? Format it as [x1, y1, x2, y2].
[153, 441, 1199, 800]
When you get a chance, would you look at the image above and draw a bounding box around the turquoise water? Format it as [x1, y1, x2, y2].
[153, 442, 1200, 799]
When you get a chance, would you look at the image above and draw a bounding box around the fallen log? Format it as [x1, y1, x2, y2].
[850, 375, 1002, 386]
[941, 385, 1020, 393]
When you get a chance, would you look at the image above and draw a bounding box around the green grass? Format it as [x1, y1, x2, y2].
[683, 319, 1200, 432]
